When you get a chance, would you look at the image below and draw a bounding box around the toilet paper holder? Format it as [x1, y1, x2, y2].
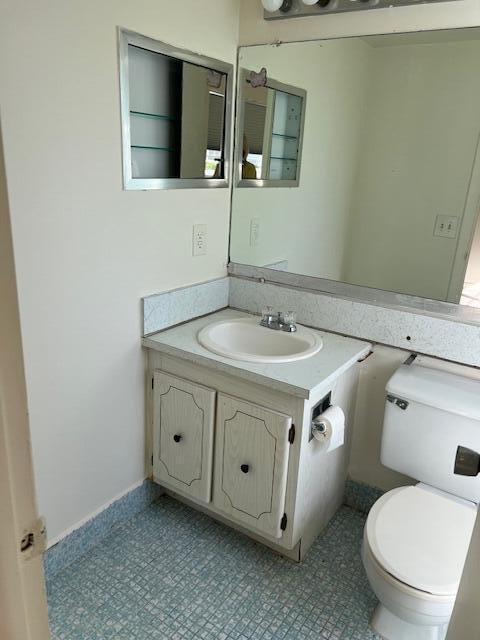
[311, 417, 328, 439]
[309, 391, 332, 442]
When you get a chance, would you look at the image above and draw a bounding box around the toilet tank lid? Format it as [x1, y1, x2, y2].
[387, 364, 480, 421]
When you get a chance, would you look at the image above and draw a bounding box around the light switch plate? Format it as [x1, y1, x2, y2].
[193, 224, 207, 256]
[434, 215, 459, 239]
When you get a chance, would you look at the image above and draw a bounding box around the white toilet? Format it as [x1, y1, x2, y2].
[362, 363, 480, 640]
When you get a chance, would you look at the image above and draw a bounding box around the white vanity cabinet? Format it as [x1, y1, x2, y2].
[213, 394, 293, 539]
[147, 357, 368, 559]
[143, 309, 370, 561]
[152, 371, 215, 503]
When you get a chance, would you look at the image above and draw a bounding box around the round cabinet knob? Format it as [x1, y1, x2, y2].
[173, 434, 182, 443]
[240, 464, 249, 474]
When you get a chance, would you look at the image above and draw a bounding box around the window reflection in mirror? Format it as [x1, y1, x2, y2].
[230, 31, 480, 308]
[237, 71, 305, 186]
[119, 30, 231, 189]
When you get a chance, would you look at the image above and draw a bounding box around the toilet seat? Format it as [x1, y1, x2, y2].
[363, 537, 454, 608]
[365, 484, 476, 596]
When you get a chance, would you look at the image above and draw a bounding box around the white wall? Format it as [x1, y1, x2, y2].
[344, 38, 480, 301]
[0, 0, 239, 543]
[447, 508, 480, 640]
[348, 346, 413, 490]
[230, 39, 373, 277]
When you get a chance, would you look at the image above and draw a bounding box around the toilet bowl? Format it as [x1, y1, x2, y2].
[362, 484, 476, 640]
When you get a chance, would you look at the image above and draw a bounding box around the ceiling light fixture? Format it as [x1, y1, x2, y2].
[261, 0, 293, 13]
[264, 0, 458, 20]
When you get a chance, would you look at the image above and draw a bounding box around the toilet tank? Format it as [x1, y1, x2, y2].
[381, 363, 480, 503]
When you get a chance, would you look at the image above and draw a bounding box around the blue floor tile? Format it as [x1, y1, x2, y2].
[47, 496, 380, 639]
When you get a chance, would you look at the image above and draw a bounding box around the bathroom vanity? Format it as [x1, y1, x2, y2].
[142, 309, 370, 561]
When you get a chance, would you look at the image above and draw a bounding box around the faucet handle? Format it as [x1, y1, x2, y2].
[262, 305, 274, 321]
[260, 306, 276, 328]
[282, 311, 297, 332]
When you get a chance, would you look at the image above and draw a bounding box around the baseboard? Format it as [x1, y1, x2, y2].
[44, 477, 381, 581]
[343, 478, 384, 514]
[43, 479, 162, 581]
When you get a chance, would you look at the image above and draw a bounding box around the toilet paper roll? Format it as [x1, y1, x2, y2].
[312, 405, 345, 452]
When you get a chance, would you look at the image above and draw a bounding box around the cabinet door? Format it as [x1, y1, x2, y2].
[213, 394, 292, 539]
[153, 371, 215, 503]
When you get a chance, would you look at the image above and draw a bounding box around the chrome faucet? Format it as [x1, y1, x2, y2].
[260, 307, 297, 333]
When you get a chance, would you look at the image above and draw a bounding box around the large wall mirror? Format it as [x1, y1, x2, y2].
[230, 29, 480, 310]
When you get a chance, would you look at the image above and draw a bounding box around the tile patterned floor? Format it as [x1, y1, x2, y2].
[47, 496, 380, 640]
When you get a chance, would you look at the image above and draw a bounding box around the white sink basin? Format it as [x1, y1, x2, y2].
[197, 317, 323, 364]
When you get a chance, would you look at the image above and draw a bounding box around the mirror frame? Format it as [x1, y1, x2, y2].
[229, 32, 480, 325]
[235, 68, 306, 188]
[118, 28, 233, 190]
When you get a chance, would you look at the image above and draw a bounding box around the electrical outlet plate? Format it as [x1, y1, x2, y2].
[250, 218, 260, 247]
[434, 215, 459, 239]
[193, 224, 207, 256]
